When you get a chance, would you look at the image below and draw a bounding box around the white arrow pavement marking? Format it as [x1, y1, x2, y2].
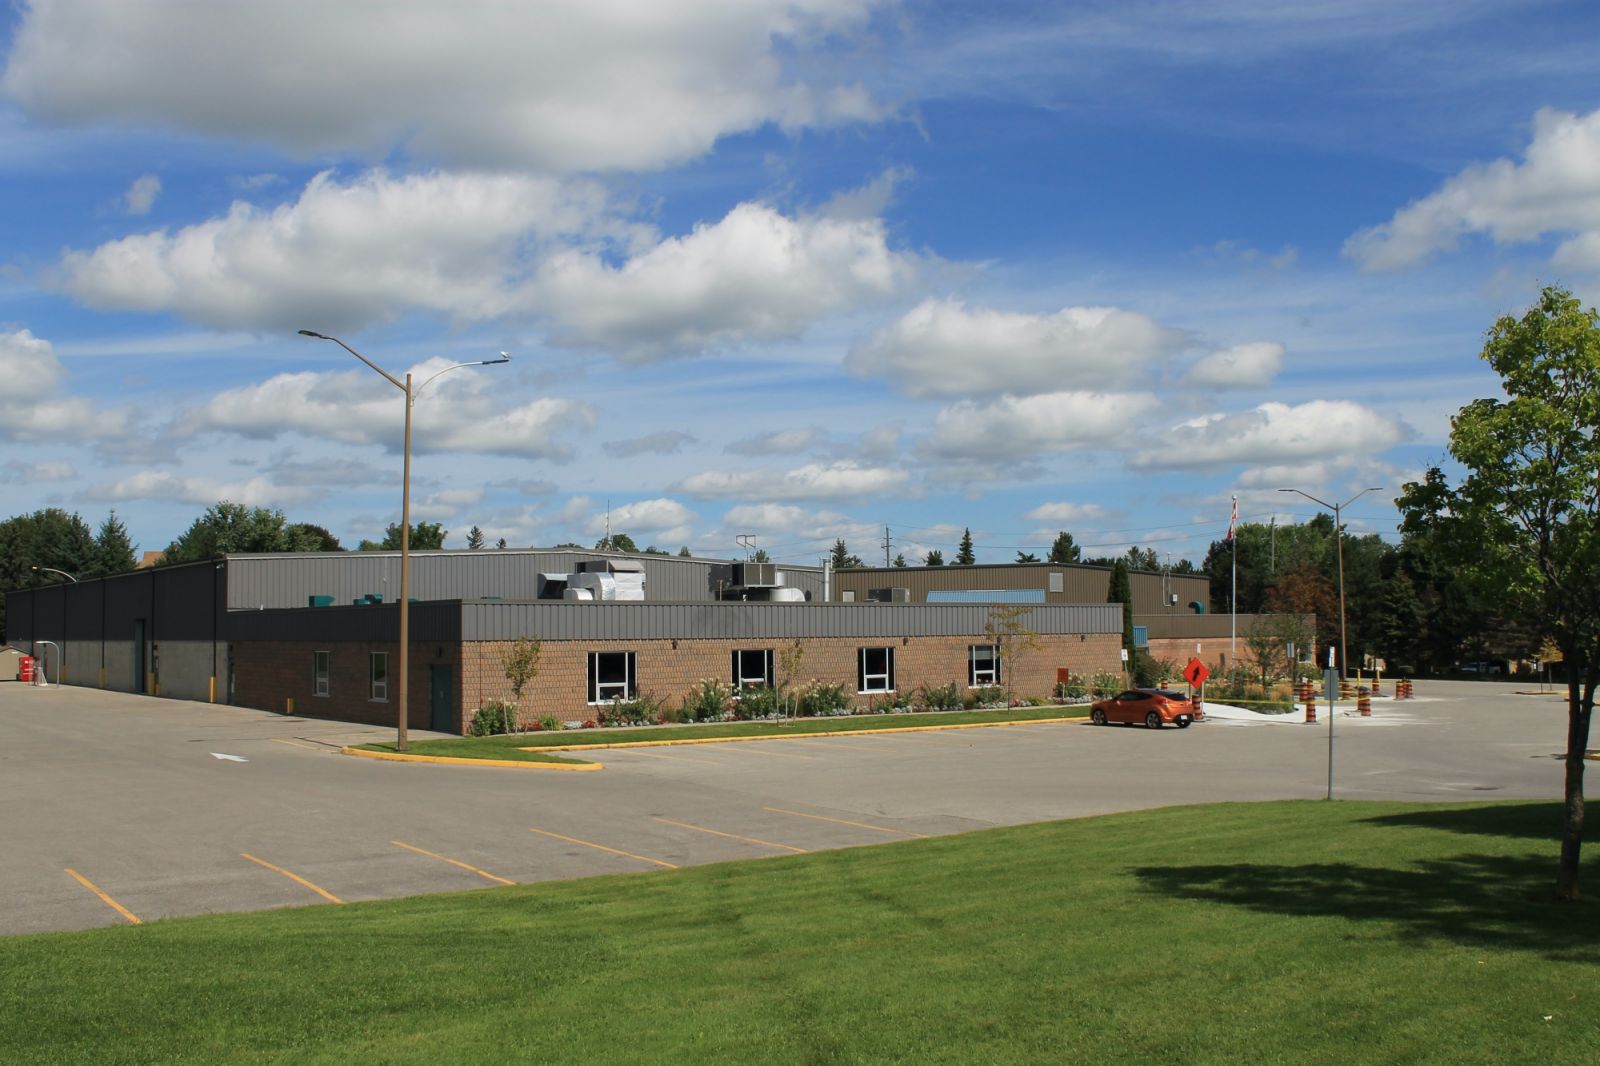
[210, 753, 249, 763]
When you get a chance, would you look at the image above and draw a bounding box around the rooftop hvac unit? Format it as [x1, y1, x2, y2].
[730, 562, 778, 588]
[868, 587, 912, 603]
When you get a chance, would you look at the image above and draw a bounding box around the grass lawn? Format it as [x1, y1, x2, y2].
[365, 705, 1088, 761]
[4, 801, 1597, 1064]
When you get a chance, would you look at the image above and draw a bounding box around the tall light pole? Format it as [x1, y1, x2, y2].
[299, 330, 509, 750]
[1277, 487, 1383, 680]
[31, 567, 77, 684]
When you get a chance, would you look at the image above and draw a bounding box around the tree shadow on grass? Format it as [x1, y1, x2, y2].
[1359, 802, 1565, 842]
[1134, 851, 1599, 960]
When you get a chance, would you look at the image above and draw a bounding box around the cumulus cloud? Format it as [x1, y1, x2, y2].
[0, 328, 128, 443]
[848, 298, 1187, 398]
[585, 498, 698, 536]
[1130, 401, 1410, 470]
[1181, 341, 1285, 390]
[1345, 107, 1600, 271]
[86, 470, 318, 507]
[123, 173, 160, 215]
[4, 0, 885, 173]
[59, 169, 613, 332]
[604, 431, 697, 458]
[727, 427, 821, 455]
[928, 391, 1161, 460]
[675, 460, 910, 500]
[1024, 501, 1107, 524]
[184, 357, 595, 459]
[537, 203, 918, 359]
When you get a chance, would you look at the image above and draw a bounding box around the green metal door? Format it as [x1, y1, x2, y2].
[429, 666, 454, 733]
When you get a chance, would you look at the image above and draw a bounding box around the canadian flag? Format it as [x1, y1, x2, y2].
[1226, 496, 1238, 542]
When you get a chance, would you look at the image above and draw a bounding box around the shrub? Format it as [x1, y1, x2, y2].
[916, 681, 964, 712]
[1056, 676, 1089, 702]
[1088, 672, 1122, 698]
[469, 700, 519, 736]
[1132, 650, 1163, 688]
[973, 685, 1005, 707]
[685, 678, 731, 722]
[797, 682, 851, 717]
[734, 685, 780, 720]
[537, 714, 562, 732]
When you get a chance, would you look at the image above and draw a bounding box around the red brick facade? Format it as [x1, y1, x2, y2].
[238, 632, 1124, 734]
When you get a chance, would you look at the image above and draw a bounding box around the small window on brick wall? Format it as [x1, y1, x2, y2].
[369, 651, 388, 702]
[313, 650, 331, 697]
[858, 646, 895, 693]
[731, 649, 774, 691]
[588, 651, 636, 704]
[968, 644, 1000, 687]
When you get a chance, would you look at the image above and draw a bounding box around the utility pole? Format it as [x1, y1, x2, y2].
[882, 524, 892, 567]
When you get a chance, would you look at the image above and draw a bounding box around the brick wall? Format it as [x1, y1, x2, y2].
[464, 632, 1123, 726]
[234, 640, 462, 731]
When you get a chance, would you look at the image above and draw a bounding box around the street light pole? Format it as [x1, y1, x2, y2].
[1277, 487, 1383, 682]
[298, 330, 509, 751]
[30, 566, 77, 686]
[31, 566, 78, 583]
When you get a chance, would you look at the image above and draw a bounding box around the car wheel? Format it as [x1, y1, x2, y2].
[1145, 711, 1162, 730]
[1176, 717, 1191, 729]
[1090, 709, 1106, 725]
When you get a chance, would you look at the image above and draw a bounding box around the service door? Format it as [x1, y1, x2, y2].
[429, 666, 454, 733]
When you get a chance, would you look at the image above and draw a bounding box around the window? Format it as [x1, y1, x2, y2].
[588, 651, 637, 704]
[369, 652, 388, 702]
[857, 646, 895, 693]
[841, 590, 856, 602]
[313, 650, 330, 697]
[968, 644, 1000, 687]
[731, 649, 774, 691]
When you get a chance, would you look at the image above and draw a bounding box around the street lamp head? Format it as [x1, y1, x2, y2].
[297, 329, 328, 339]
[481, 352, 511, 365]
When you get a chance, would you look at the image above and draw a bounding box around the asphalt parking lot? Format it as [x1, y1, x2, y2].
[0, 679, 1573, 935]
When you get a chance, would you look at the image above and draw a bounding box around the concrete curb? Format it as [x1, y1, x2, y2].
[340, 746, 603, 771]
[520, 714, 1088, 753]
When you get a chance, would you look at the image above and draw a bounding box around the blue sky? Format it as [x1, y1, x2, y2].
[3, 0, 1599, 566]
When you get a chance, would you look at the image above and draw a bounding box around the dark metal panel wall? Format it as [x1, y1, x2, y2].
[152, 561, 225, 640]
[224, 601, 461, 643]
[4, 588, 32, 642]
[63, 580, 104, 641]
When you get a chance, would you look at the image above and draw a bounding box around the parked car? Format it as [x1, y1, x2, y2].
[1089, 688, 1200, 729]
[1457, 661, 1504, 676]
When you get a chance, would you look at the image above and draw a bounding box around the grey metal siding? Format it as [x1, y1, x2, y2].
[461, 602, 1121, 641]
[225, 550, 825, 609]
[831, 563, 1208, 613]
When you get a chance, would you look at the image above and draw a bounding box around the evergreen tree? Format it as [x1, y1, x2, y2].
[1015, 551, 1039, 563]
[892, 553, 907, 567]
[956, 528, 976, 565]
[1048, 531, 1081, 564]
[1109, 559, 1135, 665]
[829, 539, 863, 569]
[751, 548, 772, 563]
[924, 549, 945, 566]
[678, 545, 692, 557]
[466, 525, 486, 550]
[496, 538, 508, 549]
[93, 510, 137, 575]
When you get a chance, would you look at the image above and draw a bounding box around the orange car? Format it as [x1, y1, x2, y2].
[1089, 688, 1200, 729]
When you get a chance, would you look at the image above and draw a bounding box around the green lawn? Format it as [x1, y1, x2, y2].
[4, 801, 1597, 1064]
[368, 705, 1088, 761]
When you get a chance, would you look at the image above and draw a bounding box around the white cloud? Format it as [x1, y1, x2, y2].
[59, 169, 616, 332]
[0, 459, 77, 483]
[727, 427, 821, 455]
[1181, 341, 1285, 389]
[184, 357, 595, 459]
[604, 431, 697, 458]
[537, 202, 918, 359]
[1131, 401, 1410, 470]
[1024, 501, 1107, 524]
[928, 391, 1161, 460]
[848, 298, 1187, 397]
[1345, 107, 1600, 271]
[123, 173, 160, 215]
[0, 328, 128, 443]
[675, 460, 910, 500]
[585, 498, 698, 536]
[4, 0, 886, 173]
[86, 470, 318, 507]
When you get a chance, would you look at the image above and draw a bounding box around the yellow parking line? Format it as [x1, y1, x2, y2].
[391, 840, 515, 886]
[653, 816, 807, 854]
[765, 806, 928, 839]
[63, 868, 142, 925]
[240, 852, 345, 903]
[270, 738, 329, 752]
[724, 744, 814, 760]
[782, 739, 894, 756]
[613, 748, 722, 765]
[529, 827, 677, 869]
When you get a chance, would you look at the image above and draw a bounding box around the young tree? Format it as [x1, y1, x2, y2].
[923, 549, 945, 566]
[956, 527, 976, 565]
[1398, 286, 1600, 902]
[466, 525, 486, 550]
[504, 636, 542, 728]
[777, 639, 807, 720]
[1048, 531, 1081, 564]
[985, 604, 1041, 708]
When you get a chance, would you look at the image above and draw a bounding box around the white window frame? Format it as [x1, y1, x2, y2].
[857, 646, 895, 694]
[969, 644, 1001, 688]
[588, 651, 637, 705]
[369, 651, 389, 702]
[313, 650, 331, 697]
[732, 648, 774, 691]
